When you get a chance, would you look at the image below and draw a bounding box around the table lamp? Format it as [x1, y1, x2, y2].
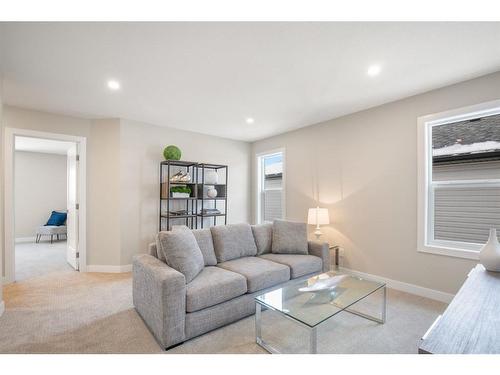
[307, 207, 329, 240]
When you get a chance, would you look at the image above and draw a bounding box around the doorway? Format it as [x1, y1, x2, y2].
[3, 128, 87, 283]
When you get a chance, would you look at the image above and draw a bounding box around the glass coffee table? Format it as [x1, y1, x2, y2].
[255, 271, 386, 354]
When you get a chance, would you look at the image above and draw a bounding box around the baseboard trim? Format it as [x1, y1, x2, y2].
[86, 264, 132, 273]
[339, 267, 454, 303]
[0, 301, 5, 317]
[15, 237, 35, 243]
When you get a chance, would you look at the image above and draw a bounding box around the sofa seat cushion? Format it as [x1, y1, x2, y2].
[259, 254, 322, 278]
[37, 225, 67, 235]
[186, 266, 247, 313]
[217, 257, 290, 293]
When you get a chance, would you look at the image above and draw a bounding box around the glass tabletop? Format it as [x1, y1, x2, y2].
[255, 271, 385, 327]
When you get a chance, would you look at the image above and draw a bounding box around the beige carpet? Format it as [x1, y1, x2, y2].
[15, 240, 72, 281]
[0, 268, 446, 354]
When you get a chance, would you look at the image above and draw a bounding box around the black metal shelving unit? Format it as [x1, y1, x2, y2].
[196, 163, 228, 228]
[159, 160, 228, 231]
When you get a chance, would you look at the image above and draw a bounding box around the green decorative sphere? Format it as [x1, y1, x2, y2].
[163, 145, 181, 160]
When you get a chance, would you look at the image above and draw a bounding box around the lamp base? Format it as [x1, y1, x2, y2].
[314, 227, 322, 240]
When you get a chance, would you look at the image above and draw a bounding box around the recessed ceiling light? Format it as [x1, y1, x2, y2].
[246, 118, 255, 124]
[107, 80, 121, 90]
[367, 65, 381, 77]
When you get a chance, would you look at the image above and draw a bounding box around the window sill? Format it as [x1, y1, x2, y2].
[418, 244, 479, 260]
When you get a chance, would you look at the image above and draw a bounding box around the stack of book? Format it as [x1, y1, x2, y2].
[169, 209, 188, 216]
[200, 208, 221, 216]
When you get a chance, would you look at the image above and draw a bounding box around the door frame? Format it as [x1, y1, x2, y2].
[3, 127, 87, 283]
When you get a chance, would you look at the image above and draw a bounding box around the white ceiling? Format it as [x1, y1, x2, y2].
[1, 22, 500, 142]
[15, 136, 73, 155]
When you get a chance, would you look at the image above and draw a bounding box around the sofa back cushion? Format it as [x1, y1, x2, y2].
[251, 223, 273, 255]
[157, 230, 205, 283]
[172, 226, 217, 266]
[191, 228, 218, 266]
[210, 223, 258, 262]
[271, 219, 308, 255]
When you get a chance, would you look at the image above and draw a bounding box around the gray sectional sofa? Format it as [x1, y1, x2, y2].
[132, 221, 330, 350]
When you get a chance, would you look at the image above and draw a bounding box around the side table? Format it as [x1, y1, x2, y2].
[329, 245, 340, 269]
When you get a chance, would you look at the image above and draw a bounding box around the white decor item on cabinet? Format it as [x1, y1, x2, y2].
[204, 170, 219, 185]
[479, 228, 500, 272]
[207, 187, 218, 198]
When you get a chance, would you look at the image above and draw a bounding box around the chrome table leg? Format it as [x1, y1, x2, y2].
[310, 327, 317, 354]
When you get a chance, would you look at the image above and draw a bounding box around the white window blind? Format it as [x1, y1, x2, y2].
[257, 151, 284, 223]
[263, 189, 282, 222]
[429, 113, 500, 249]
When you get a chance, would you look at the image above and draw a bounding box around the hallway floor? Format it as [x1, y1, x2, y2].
[15, 240, 72, 281]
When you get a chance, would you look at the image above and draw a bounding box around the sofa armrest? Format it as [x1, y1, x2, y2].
[148, 242, 158, 257]
[308, 241, 331, 272]
[132, 254, 186, 348]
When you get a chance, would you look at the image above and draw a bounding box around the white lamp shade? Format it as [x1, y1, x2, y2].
[307, 207, 330, 225]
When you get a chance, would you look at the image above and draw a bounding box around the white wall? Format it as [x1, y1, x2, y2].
[86, 119, 122, 266]
[253, 70, 500, 295]
[119, 119, 251, 265]
[0, 81, 4, 311]
[14, 151, 67, 238]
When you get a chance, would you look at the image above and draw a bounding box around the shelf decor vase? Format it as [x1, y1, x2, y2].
[205, 170, 219, 185]
[207, 187, 218, 198]
[479, 228, 500, 272]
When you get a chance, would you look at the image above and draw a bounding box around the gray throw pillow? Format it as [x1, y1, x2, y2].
[251, 223, 273, 255]
[172, 225, 217, 266]
[210, 223, 258, 262]
[157, 230, 204, 283]
[271, 219, 308, 255]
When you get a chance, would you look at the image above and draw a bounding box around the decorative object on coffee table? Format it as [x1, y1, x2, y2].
[307, 207, 330, 239]
[298, 274, 348, 292]
[479, 228, 500, 272]
[163, 145, 182, 160]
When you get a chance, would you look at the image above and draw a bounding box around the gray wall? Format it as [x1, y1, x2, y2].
[14, 151, 67, 238]
[252, 71, 500, 294]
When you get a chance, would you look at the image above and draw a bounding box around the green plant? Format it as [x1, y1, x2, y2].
[170, 186, 191, 194]
[163, 145, 182, 160]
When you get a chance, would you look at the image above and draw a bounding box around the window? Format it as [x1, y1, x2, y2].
[257, 150, 285, 223]
[418, 100, 500, 259]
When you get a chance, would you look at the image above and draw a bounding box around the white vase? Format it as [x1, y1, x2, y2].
[207, 187, 218, 198]
[204, 170, 219, 185]
[479, 228, 500, 272]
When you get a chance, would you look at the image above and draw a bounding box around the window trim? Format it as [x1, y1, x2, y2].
[255, 148, 286, 224]
[417, 99, 500, 260]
